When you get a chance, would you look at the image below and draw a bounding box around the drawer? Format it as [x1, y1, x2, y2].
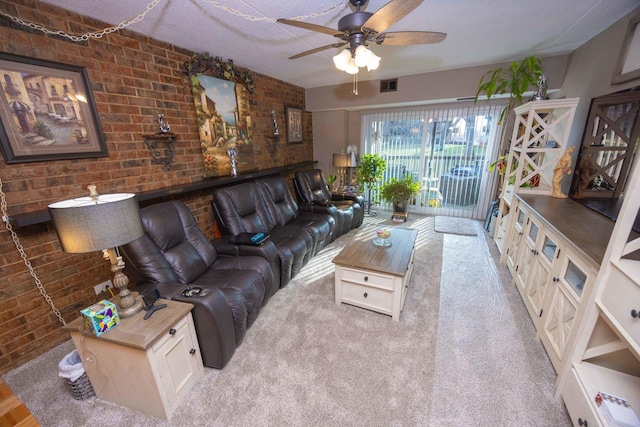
[562, 367, 600, 427]
[341, 281, 393, 314]
[341, 267, 394, 291]
[599, 266, 640, 344]
[152, 315, 189, 353]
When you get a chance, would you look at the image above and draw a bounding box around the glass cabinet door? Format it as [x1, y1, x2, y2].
[541, 235, 558, 263]
[563, 259, 588, 297]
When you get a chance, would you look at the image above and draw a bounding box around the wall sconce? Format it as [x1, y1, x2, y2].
[265, 110, 280, 159]
[142, 114, 176, 172]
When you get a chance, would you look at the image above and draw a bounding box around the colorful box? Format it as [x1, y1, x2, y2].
[81, 300, 120, 336]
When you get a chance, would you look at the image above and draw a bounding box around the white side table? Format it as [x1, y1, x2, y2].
[63, 299, 204, 419]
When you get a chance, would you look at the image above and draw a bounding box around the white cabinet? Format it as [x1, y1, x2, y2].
[494, 99, 578, 255]
[557, 158, 640, 425]
[539, 252, 597, 372]
[64, 299, 204, 420]
[503, 194, 611, 377]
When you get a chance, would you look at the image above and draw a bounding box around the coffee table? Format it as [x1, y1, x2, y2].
[332, 226, 418, 321]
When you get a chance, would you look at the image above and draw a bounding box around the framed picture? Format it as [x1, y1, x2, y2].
[285, 105, 303, 144]
[612, 13, 640, 85]
[0, 53, 107, 163]
[184, 54, 255, 178]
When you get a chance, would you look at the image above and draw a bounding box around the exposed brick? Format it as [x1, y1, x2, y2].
[0, 0, 312, 375]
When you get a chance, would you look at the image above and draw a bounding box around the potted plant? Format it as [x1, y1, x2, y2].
[380, 174, 421, 222]
[474, 55, 543, 126]
[356, 154, 386, 215]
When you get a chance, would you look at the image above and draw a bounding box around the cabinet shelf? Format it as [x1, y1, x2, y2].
[574, 362, 640, 424]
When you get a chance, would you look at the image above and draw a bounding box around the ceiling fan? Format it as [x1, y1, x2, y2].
[277, 0, 446, 61]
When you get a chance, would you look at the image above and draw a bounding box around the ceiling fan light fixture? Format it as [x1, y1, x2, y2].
[344, 56, 359, 75]
[354, 44, 371, 67]
[366, 51, 381, 71]
[333, 49, 352, 71]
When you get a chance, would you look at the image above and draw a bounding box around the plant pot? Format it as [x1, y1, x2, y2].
[392, 199, 409, 222]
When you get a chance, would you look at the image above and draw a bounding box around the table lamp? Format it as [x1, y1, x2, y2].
[49, 185, 145, 318]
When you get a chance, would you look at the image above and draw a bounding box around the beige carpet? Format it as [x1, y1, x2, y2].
[2, 212, 570, 426]
[434, 216, 478, 236]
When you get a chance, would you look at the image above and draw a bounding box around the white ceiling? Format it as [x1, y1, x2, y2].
[39, 0, 640, 89]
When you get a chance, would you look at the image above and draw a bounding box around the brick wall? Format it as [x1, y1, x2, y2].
[0, 1, 313, 373]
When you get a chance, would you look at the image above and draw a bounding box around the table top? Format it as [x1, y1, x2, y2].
[332, 226, 418, 276]
[63, 298, 193, 350]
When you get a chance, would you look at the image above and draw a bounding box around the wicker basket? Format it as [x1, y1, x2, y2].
[64, 372, 95, 400]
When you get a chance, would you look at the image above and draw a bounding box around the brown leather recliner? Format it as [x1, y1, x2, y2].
[293, 169, 364, 238]
[121, 200, 276, 369]
[211, 176, 335, 288]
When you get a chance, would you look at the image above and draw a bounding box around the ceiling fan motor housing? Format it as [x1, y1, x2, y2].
[339, 11, 373, 50]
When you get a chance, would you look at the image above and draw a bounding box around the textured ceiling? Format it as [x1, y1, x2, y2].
[38, 0, 640, 89]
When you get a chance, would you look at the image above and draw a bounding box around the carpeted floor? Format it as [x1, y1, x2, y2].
[2, 212, 571, 426]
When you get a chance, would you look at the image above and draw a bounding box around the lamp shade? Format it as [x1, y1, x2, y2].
[333, 153, 350, 167]
[49, 193, 144, 253]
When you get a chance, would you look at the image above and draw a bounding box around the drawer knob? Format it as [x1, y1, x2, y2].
[632, 309, 639, 318]
[531, 249, 538, 255]
[552, 277, 559, 282]
[190, 348, 196, 355]
[578, 418, 588, 427]
[363, 292, 368, 298]
[364, 276, 369, 282]
[169, 328, 176, 335]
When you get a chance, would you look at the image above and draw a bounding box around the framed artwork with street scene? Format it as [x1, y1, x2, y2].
[0, 53, 107, 163]
[285, 105, 303, 144]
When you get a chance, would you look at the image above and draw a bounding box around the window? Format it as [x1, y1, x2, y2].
[361, 101, 505, 219]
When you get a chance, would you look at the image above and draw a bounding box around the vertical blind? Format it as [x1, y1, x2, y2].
[361, 101, 506, 219]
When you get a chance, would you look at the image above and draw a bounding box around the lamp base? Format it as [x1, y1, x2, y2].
[117, 295, 144, 318]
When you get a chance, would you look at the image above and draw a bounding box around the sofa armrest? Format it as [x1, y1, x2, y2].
[140, 282, 237, 369]
[298, 202, 338, 216]
[332, 193, 364, 204]
[212, 236, 281, 295]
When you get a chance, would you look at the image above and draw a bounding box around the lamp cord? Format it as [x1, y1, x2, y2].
[0, 177, 66, 326]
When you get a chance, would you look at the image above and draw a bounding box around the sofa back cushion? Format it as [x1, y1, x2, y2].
[257, 177, 300, 227]
[212, 182, 273, 235]
[294, 169, 333, 204]
[136, 201, 217, 283]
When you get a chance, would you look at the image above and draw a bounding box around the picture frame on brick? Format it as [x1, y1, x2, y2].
[285, 105, 303, 144]
[0, 52, 108, 164]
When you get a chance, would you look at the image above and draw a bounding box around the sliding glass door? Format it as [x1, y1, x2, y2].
[361, 102, 505, 219]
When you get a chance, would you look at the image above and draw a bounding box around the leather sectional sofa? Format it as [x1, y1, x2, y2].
[293, 169, 364, 238]
[211, 176, 337, 288]
[122, 174, 363, 370]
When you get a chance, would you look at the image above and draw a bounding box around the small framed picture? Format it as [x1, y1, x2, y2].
[0, 52, 107, 163]
[285, 105, 303, 144]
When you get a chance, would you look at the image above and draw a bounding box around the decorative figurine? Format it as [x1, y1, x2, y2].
[227, 146, 238, 177]
[271, 110, 279, 136]
[551, 146, 575, 198]
[531, 74, 549, 101]
[157, 113, 170, 133]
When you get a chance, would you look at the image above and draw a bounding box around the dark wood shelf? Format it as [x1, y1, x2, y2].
[10, 161, 316, 228]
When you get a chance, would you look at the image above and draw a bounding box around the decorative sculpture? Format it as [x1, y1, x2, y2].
[157, 113, 170, 133]
[271, 110, 279, 136]
[227, 146, 238, 177]
[531, 74, 549, 101]
[551, 146, 575, 198]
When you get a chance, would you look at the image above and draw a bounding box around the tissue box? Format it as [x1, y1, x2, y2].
[81, 300, 120, 336]
[596, 391, 640, 427]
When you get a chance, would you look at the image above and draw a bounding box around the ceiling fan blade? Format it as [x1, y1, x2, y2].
[277, 19, 346, 37]
[375, 31, 447, 45]
[362, 0, 423, 34]
[289, 43, 347, 60]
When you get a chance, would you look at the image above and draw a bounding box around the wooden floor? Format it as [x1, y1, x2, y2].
[0, 379, 38, 427]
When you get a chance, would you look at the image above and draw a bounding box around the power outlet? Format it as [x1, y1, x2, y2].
[93, 280, 113, 295]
